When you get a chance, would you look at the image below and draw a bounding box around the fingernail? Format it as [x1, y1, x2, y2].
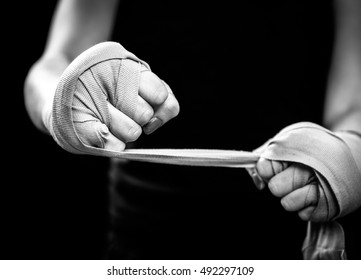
[144, 117, 163, 134]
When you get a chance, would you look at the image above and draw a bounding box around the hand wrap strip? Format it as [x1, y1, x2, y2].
[257, 122, 361, 221]
[49, 43, 361, 215]
[254, 122, 361, 260]
[47, 41, 149, 156]
[47, 42, 361, 259]
[46, 41, 258, 167]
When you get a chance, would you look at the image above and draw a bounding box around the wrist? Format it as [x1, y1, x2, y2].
[24, 55, 69, 134]
[334, 130, 361, 172]
[40, 98, 53, 135]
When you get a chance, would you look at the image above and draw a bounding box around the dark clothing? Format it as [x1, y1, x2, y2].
[106, 0, 335, 259]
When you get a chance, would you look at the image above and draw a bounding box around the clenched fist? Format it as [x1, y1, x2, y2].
[74, 65, 179, 151]
[248, 122, 361, 223]
[255, 159, 323, 221]
[49, 42, 179, 155]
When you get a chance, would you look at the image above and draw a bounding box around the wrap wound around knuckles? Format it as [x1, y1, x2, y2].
[49, 41, 149, 157]
[258, 122, 361, 221]
[47, 41, 259, 167]
[47, 42, 361, 259]
[252, 123, 361, 259]
[48, 42, 361, 219]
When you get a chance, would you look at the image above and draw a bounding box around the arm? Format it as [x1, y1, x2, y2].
[24, 0, 179, 151]
[24, 0, 120, 133]
[324, 0, 361, 133]
[253, 0, 361, 222]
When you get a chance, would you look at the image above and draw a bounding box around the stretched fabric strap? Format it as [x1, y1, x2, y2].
[49, 42, 358, 259]
[302, 221, 347, 260]
[117, 149, 259, 168]
[47, 41, 260, 167]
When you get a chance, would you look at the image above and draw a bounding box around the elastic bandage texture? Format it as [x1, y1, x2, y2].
[50, 42, 148, 156]
[47, 42, 361, 259]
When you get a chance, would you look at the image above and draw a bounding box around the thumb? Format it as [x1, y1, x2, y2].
[74, 120, 125, 151]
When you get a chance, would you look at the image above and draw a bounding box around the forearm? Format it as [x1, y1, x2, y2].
[24, 55, 70, 133]
[24, 0, 119, 134]
[324, 0, 361, 133]
[44, 0, 120, 61]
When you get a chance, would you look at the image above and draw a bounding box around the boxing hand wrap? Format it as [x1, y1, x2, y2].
[252, 122, 361, 259]
[44, 41, 361, 259]
[45, 41, 150, 156]
[47, 42, 361, 219]
[44, 41, 259, 167]
[302, 220, 347, 260]
[257, 122, 361, 221]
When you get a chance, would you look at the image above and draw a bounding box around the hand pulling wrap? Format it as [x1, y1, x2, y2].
[254, 122, 361, 259]
[46, 42, 361, 259]
[257, 122, 361, 221]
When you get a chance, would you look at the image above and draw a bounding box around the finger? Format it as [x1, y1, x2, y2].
[247, 167, 266, 190]
[256, 158, 289, 182]
[143, 90, 180, 134]
[139, 71, 168, 106]
[108, 102, 142, 143]
[298, 205, 317, 221]
[268, 163, 316, 197]
[133, 95, 154, 126]
[74, 120, 125, 151]
[280, 183, 319, 212]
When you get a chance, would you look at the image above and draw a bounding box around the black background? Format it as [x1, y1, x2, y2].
[1, 0, 360, 260]
[2, 1, 109, 259]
